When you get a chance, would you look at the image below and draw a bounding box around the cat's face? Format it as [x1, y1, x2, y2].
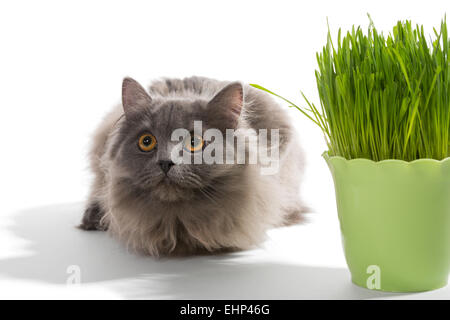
[111, 78, 243, 202]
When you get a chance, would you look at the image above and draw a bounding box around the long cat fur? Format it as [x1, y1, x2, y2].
[80, 76, 305, 256]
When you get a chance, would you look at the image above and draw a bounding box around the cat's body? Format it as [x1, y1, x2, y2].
[80, 76, 305, 256]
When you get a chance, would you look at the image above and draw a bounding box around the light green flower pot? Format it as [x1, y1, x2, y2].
[323, 152, 450, 292]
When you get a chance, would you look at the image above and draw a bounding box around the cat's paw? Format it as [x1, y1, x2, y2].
[78, 203, 108, 231]
[282, 204, 310, 226]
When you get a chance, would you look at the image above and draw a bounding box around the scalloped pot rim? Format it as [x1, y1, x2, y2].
[322, 151, 450, 166]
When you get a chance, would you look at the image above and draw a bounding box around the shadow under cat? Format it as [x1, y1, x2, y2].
[0, 203, 402, 299]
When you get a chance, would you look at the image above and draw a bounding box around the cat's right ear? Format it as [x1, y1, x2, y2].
[122, 77, 152, 117]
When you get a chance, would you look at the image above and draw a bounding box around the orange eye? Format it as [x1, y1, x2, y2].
[184, 134, 204, 152]
[138, 133, 157, 152]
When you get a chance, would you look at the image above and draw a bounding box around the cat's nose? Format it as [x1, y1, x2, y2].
[158, 160, 175, 174]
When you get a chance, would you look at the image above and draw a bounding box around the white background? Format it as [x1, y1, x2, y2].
[1, 0, 449, 299]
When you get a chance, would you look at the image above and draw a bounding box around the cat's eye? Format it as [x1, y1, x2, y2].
[138, 133, 157, 152]
[184, 133, 204, 152]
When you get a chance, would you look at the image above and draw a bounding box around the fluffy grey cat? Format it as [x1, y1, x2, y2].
[80, 76, 305, 256]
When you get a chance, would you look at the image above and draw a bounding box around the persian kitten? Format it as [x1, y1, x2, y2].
[80, 76, 305, 256]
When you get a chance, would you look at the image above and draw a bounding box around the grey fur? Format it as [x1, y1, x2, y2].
[80, 76, 305, 256]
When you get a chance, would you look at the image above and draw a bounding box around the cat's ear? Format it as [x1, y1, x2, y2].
[122, 77, 152, 117]
[207, 82, 243, 129]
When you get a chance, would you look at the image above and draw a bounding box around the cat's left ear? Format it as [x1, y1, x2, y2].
[122, 77, 152, 118]
[207, 82, 243, 130]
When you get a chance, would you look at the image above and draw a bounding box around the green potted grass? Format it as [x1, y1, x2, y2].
[252, 17, 450, 292]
